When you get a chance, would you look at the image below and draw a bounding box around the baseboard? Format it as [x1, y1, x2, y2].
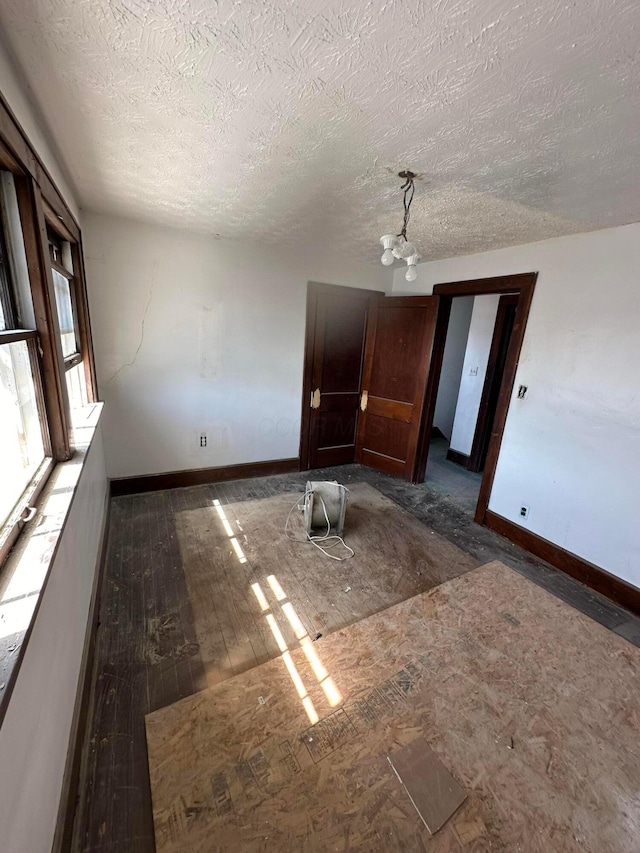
[484, 510, 640, 616]
[53, 489, 111, 853]
[110, 457, 301, 496]
[446, 448, 470, 468]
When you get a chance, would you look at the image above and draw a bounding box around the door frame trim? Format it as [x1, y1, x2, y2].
[299, 282, 383, 471]
[419, 272, 537, 524]
[468, 293, 519, 473]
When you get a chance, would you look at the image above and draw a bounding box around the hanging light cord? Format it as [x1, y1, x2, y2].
[398, 175, 415, 241]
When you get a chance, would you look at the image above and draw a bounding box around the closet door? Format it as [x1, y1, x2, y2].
[301, 284, 379, 469]
[355, 295, 441, 481]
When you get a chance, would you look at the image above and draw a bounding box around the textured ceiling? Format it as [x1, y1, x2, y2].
[1, 0, 639, 262]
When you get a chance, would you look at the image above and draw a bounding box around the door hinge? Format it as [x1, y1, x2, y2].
[360, 391, 368, 411]
[311, 388, 321, 409]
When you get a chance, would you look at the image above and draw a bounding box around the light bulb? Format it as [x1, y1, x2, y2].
[405, 265, 418, 282]
[381, 248, 395, 266]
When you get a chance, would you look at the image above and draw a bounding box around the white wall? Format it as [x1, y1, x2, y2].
[84, 212, 390, 479]
[432, 296, 474, 440]
[449, 295, 500, 455]
[0, 421, 108, 853]
[393, 223, 640, 589]
[0, 35, 79, 220]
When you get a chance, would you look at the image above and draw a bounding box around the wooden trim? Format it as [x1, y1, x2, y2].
[413, 296, 451, 482]
[485, 510, 640, 616]
[0, 88, 79, 240]
[0, 136, 27, 175]
[0, 328, 37, 344]
[64, 352, 83, 370]
[110, 457, 301, 497]
[71, 239, 99, 402]
[14, 174, 72, 460]
[299, 285, 320, 471]
[0, 198, 20, 324]
[354, 296, 378, 464]
[445, 448, 470, 467]
[43, 198, 77, 244]
[53, 262, 83, 368]
[50, 256, 73, 279]
[53, 494, 110, 853]
[27, 335, 53, 457]
[299, 282, 383, 471]
[474, 276, 536, 523]
[34, 161, 79, 243]
[433, 272, 536, 297]
[427, 273, 537, 523]
[407, 295, 444, 482]
[0, 94, 35, 177]
[468, 294, 519, 472]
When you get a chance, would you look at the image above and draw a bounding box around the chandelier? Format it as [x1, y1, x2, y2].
[379, 170, 420, 281]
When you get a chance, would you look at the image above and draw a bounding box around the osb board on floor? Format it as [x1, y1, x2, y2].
[146, 561, 640, 853]
[173, 482, 478, 685]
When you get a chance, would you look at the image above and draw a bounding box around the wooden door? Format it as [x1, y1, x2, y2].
[301, 284, 380, 470]
[355, 295, 442, 481]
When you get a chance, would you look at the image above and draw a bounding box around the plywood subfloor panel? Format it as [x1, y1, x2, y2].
[76, 466, 639, 853]
[146, 561, 640, 853]
[173, 482, 479, 686]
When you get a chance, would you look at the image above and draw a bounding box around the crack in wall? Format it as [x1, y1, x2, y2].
[103, 261, 156, 385]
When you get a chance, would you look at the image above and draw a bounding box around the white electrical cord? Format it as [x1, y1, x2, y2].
[285, 484, 354, 561]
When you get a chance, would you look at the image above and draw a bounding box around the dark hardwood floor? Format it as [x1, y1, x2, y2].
[72, 463, 640, 852]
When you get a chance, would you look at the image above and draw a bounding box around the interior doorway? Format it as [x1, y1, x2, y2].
[424, 293, 519, 512]
[418, 273, 537, 524]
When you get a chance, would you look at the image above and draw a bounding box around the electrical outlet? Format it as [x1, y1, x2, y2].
[518, 385, 528, 399]
[469, 366, 478, 376]
[520, 505, 529, 519]
[199, 433, 207, 449]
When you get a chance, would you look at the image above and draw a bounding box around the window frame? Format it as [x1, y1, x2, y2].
[0, 307, 55, 567]
[49, 229, 83, 369]
[0, 88, 98, 570]
[44, 203, 98, 405]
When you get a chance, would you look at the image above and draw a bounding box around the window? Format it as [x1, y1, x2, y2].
[0, 98, 98, 571]
[0, 173, 52, 555]
[48, 229, 88, 411]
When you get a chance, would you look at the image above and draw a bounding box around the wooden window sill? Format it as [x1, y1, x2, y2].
[0, 402, 104, 727]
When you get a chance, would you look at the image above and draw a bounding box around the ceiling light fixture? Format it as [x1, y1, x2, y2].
[379, 170, 421, 282]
